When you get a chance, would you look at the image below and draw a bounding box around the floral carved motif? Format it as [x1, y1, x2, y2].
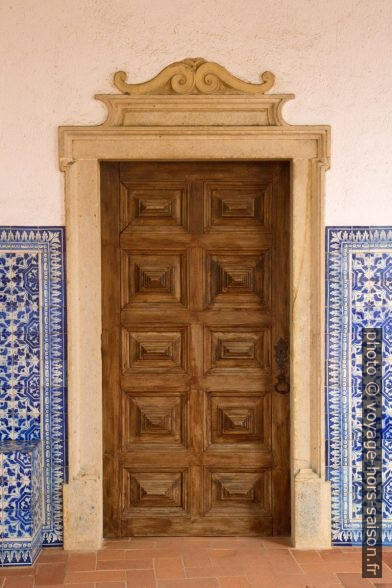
[113, 58, 275, 95]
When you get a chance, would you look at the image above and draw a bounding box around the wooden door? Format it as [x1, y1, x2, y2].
[101, 161, 290, 536]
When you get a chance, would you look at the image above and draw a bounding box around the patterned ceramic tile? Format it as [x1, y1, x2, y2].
[0, 228, 66, 566]
[0, 441, 42, 565]
[326, 227, 392, 544]
[1, 448, 33, 511]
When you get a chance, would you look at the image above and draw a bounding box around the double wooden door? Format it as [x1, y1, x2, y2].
[101, 161, 290, 536]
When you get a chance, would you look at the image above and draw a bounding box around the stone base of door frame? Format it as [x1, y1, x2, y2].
[62, 472, 331, 550]
[59, 65, 332, 550]
[294, 470, 331, 549]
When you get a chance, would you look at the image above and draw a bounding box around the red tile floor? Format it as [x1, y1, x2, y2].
[1, 537, 392, 587]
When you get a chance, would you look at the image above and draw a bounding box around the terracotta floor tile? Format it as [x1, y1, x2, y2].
[264, 549, 296, 559]
[299, 573, 343, 586]
[235, 545, 266, 557]
[336, 573, 373, 586]
[44, 585, 95, 588]
[37, 549, 68, 564]
[261, 537, 291, 549]
[67, 553, 97, 572]
[246, 571, 281, 588]
[206, 540, 244, 549]
[186, 563, 244, 577]
[274, 572, 330, 587]
[291, 550, 324, 564]
[64, 570, 127, 583]
[319, 550, 362, 562]
[126, 539, 157, 549]
[157, 580, 219, 588]
[181, 548, 211, 568]
[208, 549, 237, 559]
[126, 549, 178, 560]
[97, 550, 126, 561]
[217, 576, 252, 587]
[97, 559, 153, 570]
[125, 569, 156, 588]
[180, 538, 212, 547]
[208, 559, 245, 574]
[301, 562, 362, 574]
[51, 585, 95, 588]
[232, 551, 271, 571]
[373, 566, 392, 580]
[2, 537, 389, 588]
[304, 584, 341, 587]
[3, 577, 34, 588]
[103, 541, 134, 550]
[384, 553, 392, 569]
[370, 569, 392, 586]
[35, 563, 66, 586]
[235, 538, 265, 547]
[152, 538, 186, 548]
[154, 556, 185, 579]
[95, 583, 126, 588]
[232, 559, 271, 577]
[0, 571, 36, 579]
[263, 551, 303, 574]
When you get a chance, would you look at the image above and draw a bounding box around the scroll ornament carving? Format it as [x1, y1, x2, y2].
[113, 58, 275, 95]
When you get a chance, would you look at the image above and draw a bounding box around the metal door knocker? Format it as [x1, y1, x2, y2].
[274, 337, 290, 394]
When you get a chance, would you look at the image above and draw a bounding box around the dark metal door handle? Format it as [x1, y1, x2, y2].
[274, 338, 290, 394]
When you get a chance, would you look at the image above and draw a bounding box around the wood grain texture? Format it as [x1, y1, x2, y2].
[102, 161, 290, 536]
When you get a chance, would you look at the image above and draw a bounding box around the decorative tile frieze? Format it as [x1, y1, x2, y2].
[326, 227, 392, 545]
[0, 228, 66, 566]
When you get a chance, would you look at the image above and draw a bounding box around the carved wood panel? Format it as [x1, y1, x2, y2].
[205, 391, 270, 450]
[123, 391, 189, 449]
[205, 251, 270, 309]
[102, 161, 290, 536]
[121, 251, 188, 308]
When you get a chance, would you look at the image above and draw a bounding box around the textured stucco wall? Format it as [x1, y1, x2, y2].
[0, 0, 391, 226]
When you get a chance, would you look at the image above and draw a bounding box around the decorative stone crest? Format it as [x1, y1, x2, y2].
[113, 58, 275, 95]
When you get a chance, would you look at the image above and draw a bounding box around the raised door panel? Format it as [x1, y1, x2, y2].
[121, 326, 189, 374]
[204, 469, 272, 516]
[121, 250, 188, 308]
[204, 326, 271, 374]
[205, 391, 271, 451]
[204, 182, 272, 232]
[122, 391, 189, 450]
[205, 250, 271, 309]
[120, 182, 189, 232]
[122, 468, 190, 515]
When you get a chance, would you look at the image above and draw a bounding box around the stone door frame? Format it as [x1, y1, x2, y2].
[59, 59, 331, 550]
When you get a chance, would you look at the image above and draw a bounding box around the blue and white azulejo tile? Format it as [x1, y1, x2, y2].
[326, 227, 392, 545]
[0, 228, 67, 566]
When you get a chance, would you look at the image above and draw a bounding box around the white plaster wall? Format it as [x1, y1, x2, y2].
[0, 0, 391, 226]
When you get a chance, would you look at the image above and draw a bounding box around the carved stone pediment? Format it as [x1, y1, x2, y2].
[91, 59, 294, 128]
[113, 58, 275, 95]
